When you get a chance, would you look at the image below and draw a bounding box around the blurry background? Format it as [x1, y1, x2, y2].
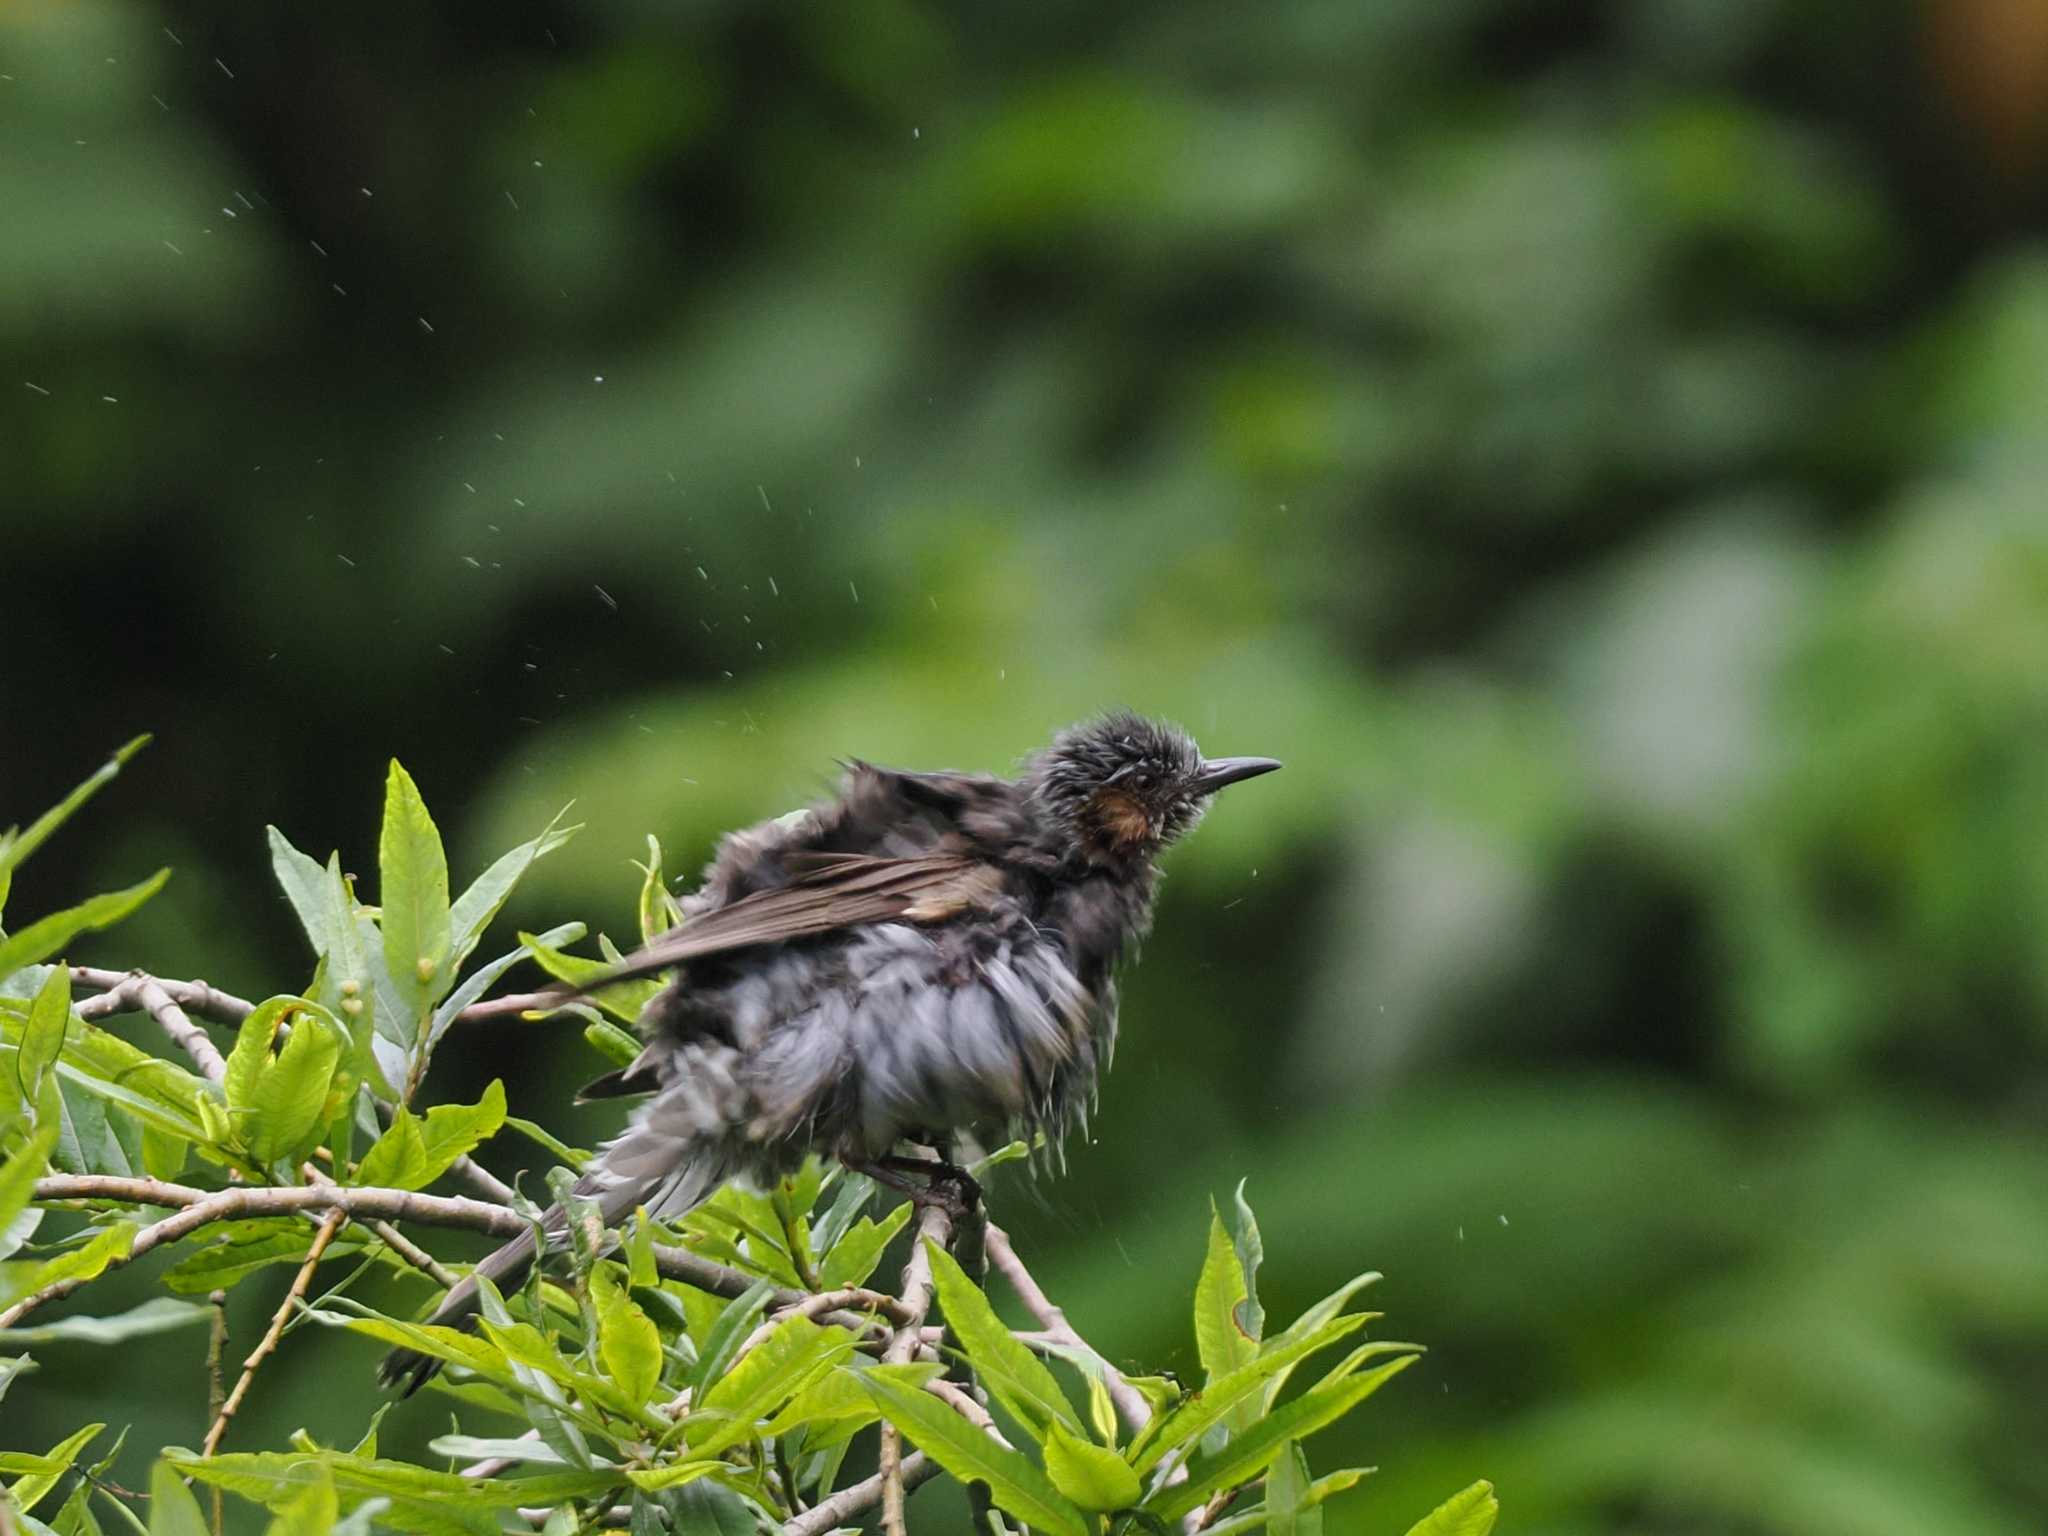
[7, 0, 2048, 1531]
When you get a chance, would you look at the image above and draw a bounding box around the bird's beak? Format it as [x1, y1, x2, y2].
[1189, 756, 1282, 795]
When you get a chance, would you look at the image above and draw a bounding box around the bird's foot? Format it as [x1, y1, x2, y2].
[856, 1155, 982, 1225]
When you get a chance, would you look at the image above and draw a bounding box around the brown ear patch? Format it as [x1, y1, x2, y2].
[1089, 788, 1154, 849]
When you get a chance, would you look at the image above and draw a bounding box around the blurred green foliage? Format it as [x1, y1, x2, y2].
[6, 0, 2048, 1529]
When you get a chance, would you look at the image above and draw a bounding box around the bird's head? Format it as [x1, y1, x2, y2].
[1028, 713, 1280, 862]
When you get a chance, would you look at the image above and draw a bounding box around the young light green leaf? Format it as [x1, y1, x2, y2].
[690, 1316, 856, 1457]
[689, 1278, 776, 1398]
[1195, 1206, 1256, 1385]
[1129, 1314, 1374, 1476]
[379, 760, 452, 1011]
[635, 835, 686, 943]
[260, 1468, 339, 1536]
[222, 999, 347, 1167]
[518, 933, 660, 1026]
[10, 1422, 102, 1516]
[17, 964, 71, 1112]
[356, 1081, 507, 1190]
[1402, 1479, 1499, 1536]
[353, 1107, 428, 1189]
[625, 1208, 658, 1288]
[584, 1018, 641, 1068]
[0, 869, 170, 986]
[859, 1373, 1089, 1536]
[1042, 1417, 1141, 1513]
[926, 1239, 1082, 1442]
[10, 1222, 138, 1297]
[818, 1202, 912, 1289]
[592, 1263, 664, 1405]
[1145, 1355, 1420, 1522]
[447, 806, 579, 975]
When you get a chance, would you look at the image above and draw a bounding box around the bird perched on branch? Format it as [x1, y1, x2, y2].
[380, 712, 1278, 1391]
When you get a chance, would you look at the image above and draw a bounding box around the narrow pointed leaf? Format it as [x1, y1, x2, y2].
[1195, 1206, 1256, 1385]
[379, 760, 452, 1011]
[858, 1373, 1090, 1536]
[1402, 1479, 1499, 1536]
[926, 1239, 1082, 1442]
[1042, 1417, 1141, 1512]
[0, 870, 170, 985]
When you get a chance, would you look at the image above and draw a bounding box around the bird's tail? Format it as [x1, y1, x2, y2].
[376, 1223, 543, 1396]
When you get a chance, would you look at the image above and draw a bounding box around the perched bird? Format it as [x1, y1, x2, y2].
[379, 712, 1277, 1391]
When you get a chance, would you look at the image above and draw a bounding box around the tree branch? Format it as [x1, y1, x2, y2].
[784, 1453, 938, 1536]
[986, 1222, 1153, 1437]
[880, 1196, 953, 1536]
[202, 1207, 345, 1456]
[68, 968, 231, 1082]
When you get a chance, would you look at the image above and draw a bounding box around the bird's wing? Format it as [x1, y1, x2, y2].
[578, 852, 1008, 988]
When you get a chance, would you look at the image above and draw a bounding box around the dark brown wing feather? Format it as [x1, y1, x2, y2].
[573, 852, 1006, 989]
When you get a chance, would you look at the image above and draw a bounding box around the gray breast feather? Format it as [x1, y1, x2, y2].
[611, 922, 1111, 1170]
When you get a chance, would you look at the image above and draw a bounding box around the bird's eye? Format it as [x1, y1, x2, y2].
[1128, 770, 1156, 792]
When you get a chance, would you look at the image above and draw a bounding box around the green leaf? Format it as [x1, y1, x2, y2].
[266, 832, 393, 1095]
[818, 1202, 912, 1289]
[353, 1108, 428, 1189]
[1402, 1480, 1499, 1536]
[7, 1222, 139, 1300]
[0, 1120, 59, 1256]
[162, 1221, 367, 1295]
[1129, 1314, 1375, 1476]
[583, 1018, 641, 1068]
[1266, 1441, 1318, 1536]
[926, 1238, 1083, 1442]
[221, 999, 347, 1168]
[146, 1459, 208, 1536]
[1042, 1418, 1141, 1512]
[592, 1263, 664, 1405]
[1195, 1206, 1257, 1385]
[635, 835, 685, 943]
[503, 1116, 590, 1169]
[447, 807, 578, 977]
[168, 1449, 615, 1514]
[1261, 1273, 1381, 1412]
[761, 1360, 943, 1441]
[1145, 1355, 1420, 1522]
[260, 1469, 339, 1536]
[379, 760, 452, 1012]
[0, 737, 151, 903]
[425, 922, 585, 1054]
[518, 932, 661, 1025]
[10, 1423, 102, 1516]
[858, 1373, 1090, 1536]
[689, 1316, 856, 1457]
[0, 869, 170, 987]
[689, 1278, 776, 1399]
[356, 1081, 505, 1191]
[2, 1298, 213, 1345]
[625, 1208, 658, 1288]
[16, 965, 70, 1113]
[1225, 1179, 1266, 1345]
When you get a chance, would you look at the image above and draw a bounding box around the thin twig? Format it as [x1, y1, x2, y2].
[784, 1452, 938, 1536]
[986, 1222, 1153, 1437]
[448, 990, 562, 1023]
[201, 1207, 346, 1456]
[69, 968, 232, 1081]
[205, 1290, 228, 1536]
[303, 1164, 460, 1289]
[879, 1193, 954, 1536]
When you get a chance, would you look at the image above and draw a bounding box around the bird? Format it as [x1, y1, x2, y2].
[378, 712, 1278, 1392]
